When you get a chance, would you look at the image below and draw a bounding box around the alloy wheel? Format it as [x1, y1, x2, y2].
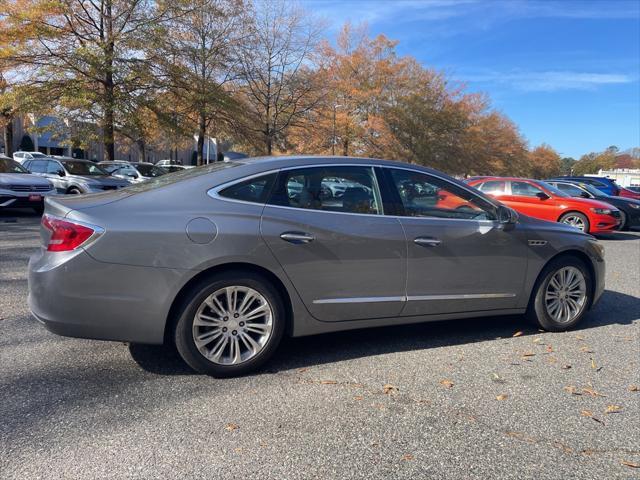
[192, 286, 273, 365]
[544, 266, 587, 324]
[561, 215, 586, 232]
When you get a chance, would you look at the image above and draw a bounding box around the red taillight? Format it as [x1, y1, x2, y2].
[41, 215, 96, 252]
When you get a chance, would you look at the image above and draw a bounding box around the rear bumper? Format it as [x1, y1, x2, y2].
[28, 248, 187, 344]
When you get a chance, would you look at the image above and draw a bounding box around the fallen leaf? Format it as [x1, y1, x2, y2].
[496, 394, 508, 401]
[513, 331, 524, 337]
[564, 386, 582, 396]
[575, 334, 585, 340]
[621, 460, 640, 468]
[491, 373, 506, 383]
[225, 423, 239, 432]
[546, 345, 554, 353]
[628, 385, 639, 392]
[320, 380, 338, 385]
[354, 395, 364, 401]
[580, 346, 593, 353]
[439, 379, 454, 389]
[522, 351, 536, 357]
[581, 410, 605, 425]
[383, 384, 398, 395]
[591, 358, 597, 370]
[298, 368, 308, 373]
[234, 447, 243, 453]
[561, 364, 572, 370]
[582, 387, 607, 398]
[401, 454, 414, 461]
[605, 405, 622, 414]
[532, 337, 542, 344]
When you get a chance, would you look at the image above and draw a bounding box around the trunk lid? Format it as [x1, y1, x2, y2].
[45, 189, 133, 217]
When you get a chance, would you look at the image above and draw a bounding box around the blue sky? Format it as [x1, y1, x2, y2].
[302, 0, 640, 158]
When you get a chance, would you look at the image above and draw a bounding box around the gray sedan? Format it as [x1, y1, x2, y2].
[28, 156, 605, 377]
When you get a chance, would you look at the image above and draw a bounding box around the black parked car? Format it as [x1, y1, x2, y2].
[23, 157, 129, 194]
[546, 180, 640, 231]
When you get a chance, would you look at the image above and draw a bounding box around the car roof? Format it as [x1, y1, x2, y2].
[466, 176, 543, 183]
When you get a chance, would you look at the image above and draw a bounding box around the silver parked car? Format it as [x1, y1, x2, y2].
[29, 156, 605, 377]
[0, 155, 55, 213]
[98, 161, 168, 183]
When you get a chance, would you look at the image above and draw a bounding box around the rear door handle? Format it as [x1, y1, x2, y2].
[414, 237, 441, 247]
[280, 232, 315, 244]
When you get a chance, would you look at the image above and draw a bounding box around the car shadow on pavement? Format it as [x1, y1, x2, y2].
[128, 289, 639, 376]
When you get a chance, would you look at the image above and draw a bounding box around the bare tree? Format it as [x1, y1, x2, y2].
[236, 0, 323, 155]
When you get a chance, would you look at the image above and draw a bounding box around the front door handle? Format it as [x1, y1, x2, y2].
[414, 237, 441, 247]
[280, 232, 315, 244]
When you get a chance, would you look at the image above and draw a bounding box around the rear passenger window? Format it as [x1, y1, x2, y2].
[218, 173, 276, 204]
[268, 166, 382, 215]
[477, 180, 506, 195]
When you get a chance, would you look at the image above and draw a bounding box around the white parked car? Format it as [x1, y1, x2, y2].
[13, 151, 54, 164]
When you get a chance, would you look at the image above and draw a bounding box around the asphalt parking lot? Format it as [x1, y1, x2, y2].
[1, 209, 639, 480]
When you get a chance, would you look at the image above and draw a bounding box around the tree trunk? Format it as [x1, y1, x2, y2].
[103, 0, 116, 161]
[3, 116, 13, 156]
[136, 139, 146, 162]
[197, 112, 206, 166]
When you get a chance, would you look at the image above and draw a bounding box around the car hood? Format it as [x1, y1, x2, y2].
[0, 173, 52, 186]
[67, 174, 129, 187]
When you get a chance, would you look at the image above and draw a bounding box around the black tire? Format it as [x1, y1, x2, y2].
[67, 187, 82, 195]
[559, 211, 590, 233]
[174, 271, 285, 377]
[526, 256, 592, 331]
[618, 211, 628, 231]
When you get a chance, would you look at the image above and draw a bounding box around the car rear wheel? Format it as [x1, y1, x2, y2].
[68, 187, 82, 195]
[527, 257, 592, 331]
[559, 212, 589, 233]
[174, 272, 285, 377]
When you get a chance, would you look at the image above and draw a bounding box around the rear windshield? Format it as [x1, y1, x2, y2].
[64, 161, 109, 176]
[0, 158, 29, 173]
[122, 162, 240, 193]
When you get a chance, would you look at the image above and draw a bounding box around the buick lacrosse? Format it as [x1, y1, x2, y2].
[29, 156, 605, 377]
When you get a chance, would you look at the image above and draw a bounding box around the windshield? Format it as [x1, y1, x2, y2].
[577, 183, 605, 197]
[538, 181, 570, 197]
[0, 158, 29, 173]
[63, 161, 109, 176]
[135, 163, 167, 177]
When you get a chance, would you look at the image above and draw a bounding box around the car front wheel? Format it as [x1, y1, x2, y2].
[174, 272, 285, 377]
[559, 212, 590, 233]
[527, 257, 592, 331]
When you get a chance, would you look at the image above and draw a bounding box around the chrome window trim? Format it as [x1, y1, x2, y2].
[208, 162, 501, 223]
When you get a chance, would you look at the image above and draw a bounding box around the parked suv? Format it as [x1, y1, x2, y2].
[23, 157, 129, 194]
[13, 151, 54, 164]
[0, 155, 55, 213]
[466, 177, 621, 234]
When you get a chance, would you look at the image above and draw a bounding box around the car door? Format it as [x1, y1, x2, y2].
[499, 180, 559, 221]
[44, 160, 67, 193]
[260, 165, 406, 322]
[383, 167, 528, 316]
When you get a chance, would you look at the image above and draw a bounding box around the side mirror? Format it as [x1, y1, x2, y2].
[497, 205, 518, 224]
[536, 191, 550, 200]
[57, 170, 65, 177]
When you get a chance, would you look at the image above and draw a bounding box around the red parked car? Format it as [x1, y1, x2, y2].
[466, 177, 621, 234]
